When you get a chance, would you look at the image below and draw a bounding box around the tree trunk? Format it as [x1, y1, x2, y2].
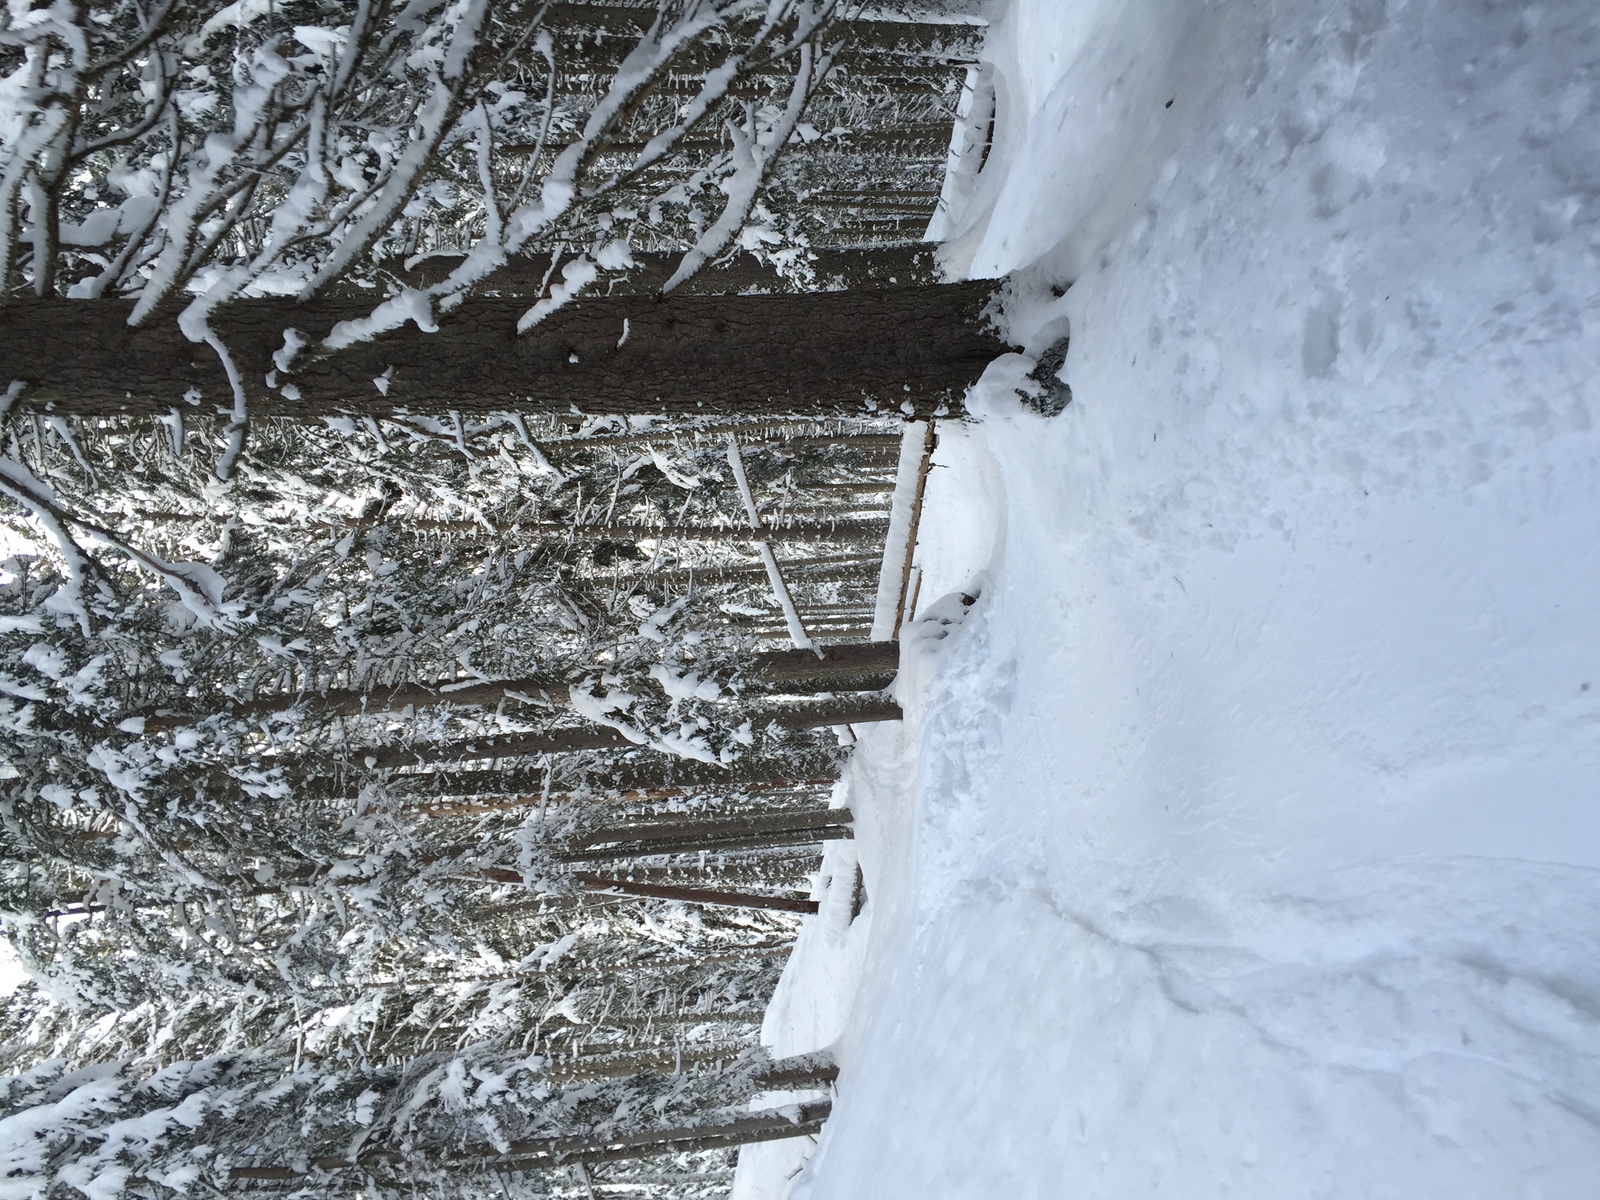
[0, 284, 1002, 419]
[570, 807, 852, 853]
[558, 809, 855, 862]
[750, 1052, 840, 1090]
[466, 518, 890, 543]
[571, 873, 820, 914]
[230, 1101, 833, 1179]
[331, 726, 636, 772]
[197, 698, 899, 800]
[414, 777, 836, 818]
[289, 757, 841, 810]
[753, 640, 900, 681]
[763, 695, 903, 728]
[249, 517, 889, 543]
[143, 646, 900, 735]
[503, 1100, 835, 1167]
[555, 828, 852, 861]
[138, 676, 570, 730]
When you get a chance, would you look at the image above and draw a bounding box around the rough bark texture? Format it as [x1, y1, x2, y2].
[750, 1052, 840, 1090]
[417, 779, 837, 818]
[571, 807, 853, 852]
[138, 676, 570, 729]
[230, 1101, 833, 1179]
[0, 284, 1002, 418]
[345, 727, 635, 771]
[400, 761, 840, 807]
[558, 825, 854, 862]
[572, 873, 820, 914]
[470, 519, 890, 543]
[766, 695, 903, 728]
[754, 640, 900, 680]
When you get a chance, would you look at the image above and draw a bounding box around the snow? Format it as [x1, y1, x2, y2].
[728, 439, 816, 653]
[197, 0, 278, 39]
[665, 44, 819, 292]
[0, 940, 25, 997]
[743, 0, 1600, 1197]
[516, 256, 598, 333]
[869, 423, 931, 641]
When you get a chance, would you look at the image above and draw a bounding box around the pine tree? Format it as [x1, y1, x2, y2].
[0, 408, 889, 1194]
[0, 2, 984, 1191]
[0, 1, 998, 439]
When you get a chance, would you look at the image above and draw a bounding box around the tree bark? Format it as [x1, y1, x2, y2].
[321, 758, 840, 810]
[750, 1052, 840, 1090]
[265, 517, 889, 543]
[0, 284, 1002, 419]
[558, 821, 854, 863]
[138, 676, 570, 730]
[762, 695, 903, 728]
[229, 1101, 833, 1179]
[571, 873, 819, 914]
[570, 807, 853, 852]
[753, 640, 900, 681]
[473, 518, 890, 543]
[501, 1101, 835, 1167]
[200, 698, 898, 799]
[415, 776, 837, 817]
[331, 726, 635, 772]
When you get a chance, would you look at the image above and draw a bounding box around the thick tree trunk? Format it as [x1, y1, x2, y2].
[753, 640, 900, 681]
[569, 807, 853, 854]
[750, 1052, 840, 1090]
[541, 1046, 762, 1084]
[0, 284, 1001, 418]
[500, 1101, 835, 1167]
[558, 816, 855, 862]
[155, 683, 900, 733]
[557, 829, 852, 860]
[186, 697, 899, 796]
[571, 873, 820, 914]
[230, 1101, 833, 1179]
[335, 727, 635, 772]
[280, 517, 890, 543]
[278, 757, 840, 811]
[416, 777, 836, 817]
[138, 676, 570, 730]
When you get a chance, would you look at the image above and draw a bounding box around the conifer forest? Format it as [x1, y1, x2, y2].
[0, 3, 998, 1198]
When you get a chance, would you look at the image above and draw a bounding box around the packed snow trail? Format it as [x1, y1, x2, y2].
[737, 0, 1600, 1196]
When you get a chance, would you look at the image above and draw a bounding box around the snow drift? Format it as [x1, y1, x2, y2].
[743, 0, 1600, 1196]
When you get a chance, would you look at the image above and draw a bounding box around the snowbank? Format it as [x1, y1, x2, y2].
[753, 0, 1600, 1196]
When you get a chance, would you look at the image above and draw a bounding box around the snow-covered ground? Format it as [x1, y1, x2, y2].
[739, 0, 1600, 1196]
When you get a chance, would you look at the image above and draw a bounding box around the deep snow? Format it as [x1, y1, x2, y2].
[739, 0, 1600, 1196]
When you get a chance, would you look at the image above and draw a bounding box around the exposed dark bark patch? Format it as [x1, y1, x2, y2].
[1, 284, 1003, 419]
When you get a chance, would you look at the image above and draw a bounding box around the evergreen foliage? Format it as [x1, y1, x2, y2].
[0, 2, 976, 1193]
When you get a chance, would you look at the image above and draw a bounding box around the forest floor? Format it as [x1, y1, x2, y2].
[736, 0, 1600, 1196]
